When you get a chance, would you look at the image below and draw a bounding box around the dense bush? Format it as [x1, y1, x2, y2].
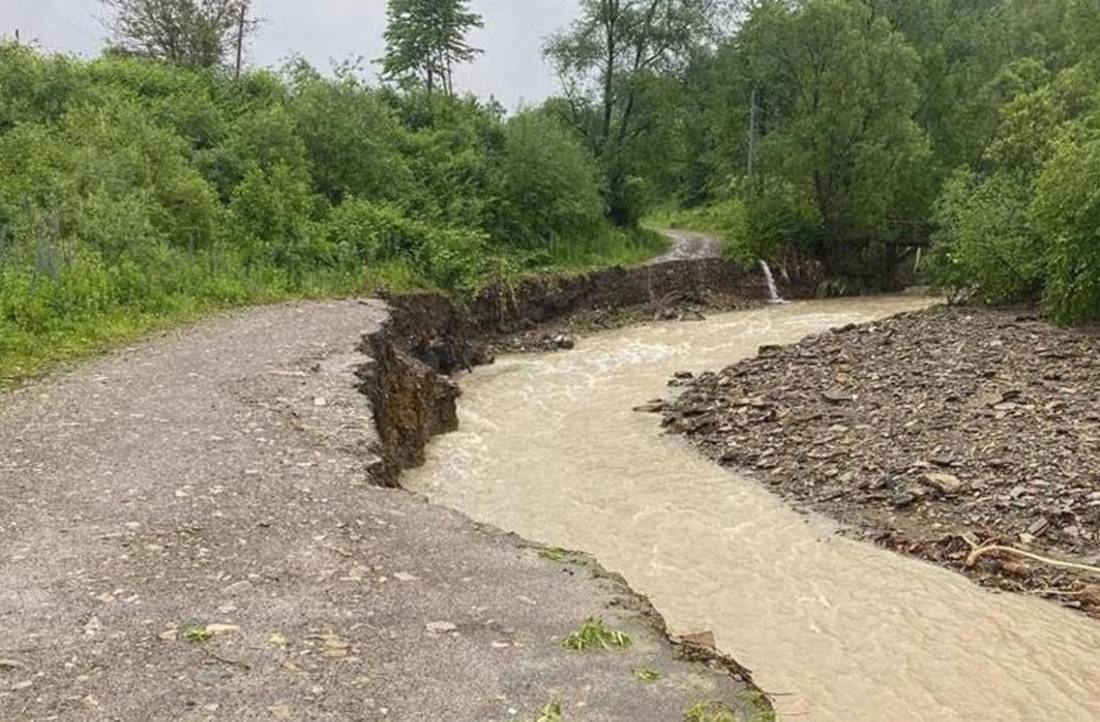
[0, 42, 638, 381]
[494, 112, 605, 251]
[644, 0, 1100, 320]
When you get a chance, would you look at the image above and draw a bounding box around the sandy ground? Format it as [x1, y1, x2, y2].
[0, 299, 757, 722]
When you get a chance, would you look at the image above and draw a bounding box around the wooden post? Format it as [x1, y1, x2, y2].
[747, 86, 759, 187]
[234, 1, 248, 80]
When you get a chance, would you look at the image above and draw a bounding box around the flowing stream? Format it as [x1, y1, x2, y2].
[405, 297, 1100, 721]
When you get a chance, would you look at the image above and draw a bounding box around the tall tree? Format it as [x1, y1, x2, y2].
[380, 0, 484, 97]
[736, 0, 929, 276]
[544, 0, 729, 224]
[100, 0, 257, 70]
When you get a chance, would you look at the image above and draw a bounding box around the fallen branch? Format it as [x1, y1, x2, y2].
[965, 543, 1100, 577]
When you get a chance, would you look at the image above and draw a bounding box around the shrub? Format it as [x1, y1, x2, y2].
[1031, 126, 1100, 324]
[494, 112, 605, 249]
[931, 170, 1045, 304]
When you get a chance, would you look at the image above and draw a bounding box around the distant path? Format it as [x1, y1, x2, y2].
[650, 228, 724, 264]
[0, 300, 754, 721]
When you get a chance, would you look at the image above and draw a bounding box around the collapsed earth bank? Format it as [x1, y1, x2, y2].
[358, 256, 817, 485]
[661, 305, 1100, 616]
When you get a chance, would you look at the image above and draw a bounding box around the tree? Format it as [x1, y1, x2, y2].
[100, 0, 257, 70]
[380, 0, 484, 97]
[736, 0, 929, 277]
[544, 0, 728, 225]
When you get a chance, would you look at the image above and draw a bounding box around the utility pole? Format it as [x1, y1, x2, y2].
[14, 28, 20, 45]
[746, 86, 759, 188]
[234, 1, 248, 80]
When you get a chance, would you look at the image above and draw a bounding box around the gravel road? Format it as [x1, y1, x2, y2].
[651, 230, 723, 263]
[0, 299, 756, 721]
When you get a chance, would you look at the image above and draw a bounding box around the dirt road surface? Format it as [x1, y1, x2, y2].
[651, 230, 723, 264]
[0, 300, 756, 721]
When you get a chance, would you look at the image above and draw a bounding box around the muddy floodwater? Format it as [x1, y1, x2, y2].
[405, 297, 1100, 721]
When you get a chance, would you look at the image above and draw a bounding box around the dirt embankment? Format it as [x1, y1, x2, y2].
[359, 256, 818, 486]
[662, 306, 1100, 615]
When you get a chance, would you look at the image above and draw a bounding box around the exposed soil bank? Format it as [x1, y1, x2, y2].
[359, 255, 814, 486]
[664, 305, 1100, 615]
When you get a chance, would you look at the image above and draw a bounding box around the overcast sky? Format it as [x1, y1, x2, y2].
[2, 0, 580, 108]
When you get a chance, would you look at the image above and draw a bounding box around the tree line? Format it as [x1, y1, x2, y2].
[0, 0, 666, 379]
[630, 0, 1100, 323]
[2, 0, 1098, 382]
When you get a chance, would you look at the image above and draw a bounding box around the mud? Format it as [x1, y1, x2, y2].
[665, 305, 1100, 615]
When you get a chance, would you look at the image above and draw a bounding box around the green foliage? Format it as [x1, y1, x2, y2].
[639, 0, 1100, 319]
[633, 667, 661, 683]
[561, 618, 632, 651]
[544, 0, 721, 225]
[684, 702, 737, 722]
[380, 0, 484, 96]
[287, 61, 411, 203]
[930, 171, 1044, 304]
[102, 0, 256, 70]
[738, 0, 930, 276]
[1031, 125, 1100, 323]
[535, 703, 562, 722]
[0, 43, 664, 384]
[495, 112, 605, 249]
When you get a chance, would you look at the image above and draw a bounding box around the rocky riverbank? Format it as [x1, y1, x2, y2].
[662, 305, 1100, 616]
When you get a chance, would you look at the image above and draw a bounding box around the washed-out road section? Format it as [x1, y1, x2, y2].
[0, 300, 755, 721]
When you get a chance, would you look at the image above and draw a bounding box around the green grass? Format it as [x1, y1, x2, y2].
[535, 703, 562, 722]
[561, 618, 632, 651]
[0, 255, 437, 389]
[537, 227, 670, 272]
[539, 547, 588, 565]
[0, 233, 666, 389]
[737, 691, 777, 722]
[684, 702, 738, 722]
[683, 694, 775, 722]
[633, 667, 662, 682]
[182, 626, 215, 644]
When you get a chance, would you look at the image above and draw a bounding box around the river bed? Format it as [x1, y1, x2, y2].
[405, 297, 1100, 721]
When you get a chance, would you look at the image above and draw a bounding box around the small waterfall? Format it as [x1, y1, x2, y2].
[759, 260, 786, 304]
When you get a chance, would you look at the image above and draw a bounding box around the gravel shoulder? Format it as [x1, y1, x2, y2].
[0, 299, 761, 721]
[664, 305, 1100, 616]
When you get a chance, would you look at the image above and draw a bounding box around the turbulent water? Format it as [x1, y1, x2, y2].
[405, 297, 1100, 722]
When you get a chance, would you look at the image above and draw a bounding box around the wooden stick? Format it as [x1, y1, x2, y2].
[965, 544, 1100, 577]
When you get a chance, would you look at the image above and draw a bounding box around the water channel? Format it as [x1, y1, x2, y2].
[406, 297, 1100, 721]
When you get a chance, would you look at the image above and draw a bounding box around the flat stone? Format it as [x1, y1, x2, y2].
[426, 621, 457, 634]
[922, 472, 964, 496]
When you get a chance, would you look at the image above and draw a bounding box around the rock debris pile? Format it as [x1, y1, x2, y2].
[660, 306, 1100, 613]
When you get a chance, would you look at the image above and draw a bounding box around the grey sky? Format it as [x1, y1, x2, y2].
[2, 0, 580, 108]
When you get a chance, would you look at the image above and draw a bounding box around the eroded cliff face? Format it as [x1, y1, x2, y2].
[357, 257, 814, 487]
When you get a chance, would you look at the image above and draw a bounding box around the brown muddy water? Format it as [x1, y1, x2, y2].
[405, 297, 1100, 721]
